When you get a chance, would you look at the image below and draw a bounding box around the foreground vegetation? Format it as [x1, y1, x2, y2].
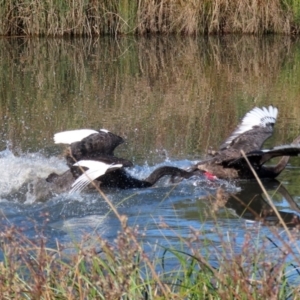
[1, 186, 300, 300]
[1, 0, 300, 36]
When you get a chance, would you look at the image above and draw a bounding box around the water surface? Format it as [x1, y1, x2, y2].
[1, 36, 300, 265]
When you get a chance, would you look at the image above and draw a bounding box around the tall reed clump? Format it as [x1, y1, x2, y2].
[0, 0, 131, 36]
[137, 0, 300, 34]
[0, 0, 300, 36]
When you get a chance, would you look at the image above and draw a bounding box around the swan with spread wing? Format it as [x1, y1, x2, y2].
[188, 105, 300, 179]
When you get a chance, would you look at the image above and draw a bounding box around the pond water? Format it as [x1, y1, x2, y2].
[1, 36, 300, 267]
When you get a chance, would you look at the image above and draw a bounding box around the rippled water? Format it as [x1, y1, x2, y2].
[0, 149, 238, 247]
[1, 36, 300, 262]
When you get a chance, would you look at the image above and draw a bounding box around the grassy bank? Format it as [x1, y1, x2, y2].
[1, 187, 300, 299]
[1, 0, 300, 36]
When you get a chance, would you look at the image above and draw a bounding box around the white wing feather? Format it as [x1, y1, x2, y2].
[70, 160, 122, 194]
[54, 129, 109, 144]
[222, 106, 278, 149]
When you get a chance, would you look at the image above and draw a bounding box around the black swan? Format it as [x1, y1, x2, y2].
[189, 105, 300, 179]
[54, 129, 133, 180]
[54, 129, 132, 168]
[49, 129, 200, 194]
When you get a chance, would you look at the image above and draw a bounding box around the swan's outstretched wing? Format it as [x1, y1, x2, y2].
[72, 155, 133, 167]
[225, 144, 300, 168]
[220, 106, 278, 152]
[54, 129, 99, 144]
[68, 154, 133, 179]
[54, 128, 125, 158]
[249, 144, 300, 165]
[70, 160, 123, 194]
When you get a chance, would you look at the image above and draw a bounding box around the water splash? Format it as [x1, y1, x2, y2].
[0, 149, 67, 198]
[0, 151, 239, 205]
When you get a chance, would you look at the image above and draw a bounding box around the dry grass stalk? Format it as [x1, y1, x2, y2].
[0, 0, 300, 36]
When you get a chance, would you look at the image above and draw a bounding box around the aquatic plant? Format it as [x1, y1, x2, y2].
[0, 0, 300, 36]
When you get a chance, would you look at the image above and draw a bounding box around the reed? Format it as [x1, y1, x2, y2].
[0, 0, 300, 36]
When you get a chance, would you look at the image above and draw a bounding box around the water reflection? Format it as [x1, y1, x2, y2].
[1, 36, 300, 162]
[225, 180, 300, 227]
